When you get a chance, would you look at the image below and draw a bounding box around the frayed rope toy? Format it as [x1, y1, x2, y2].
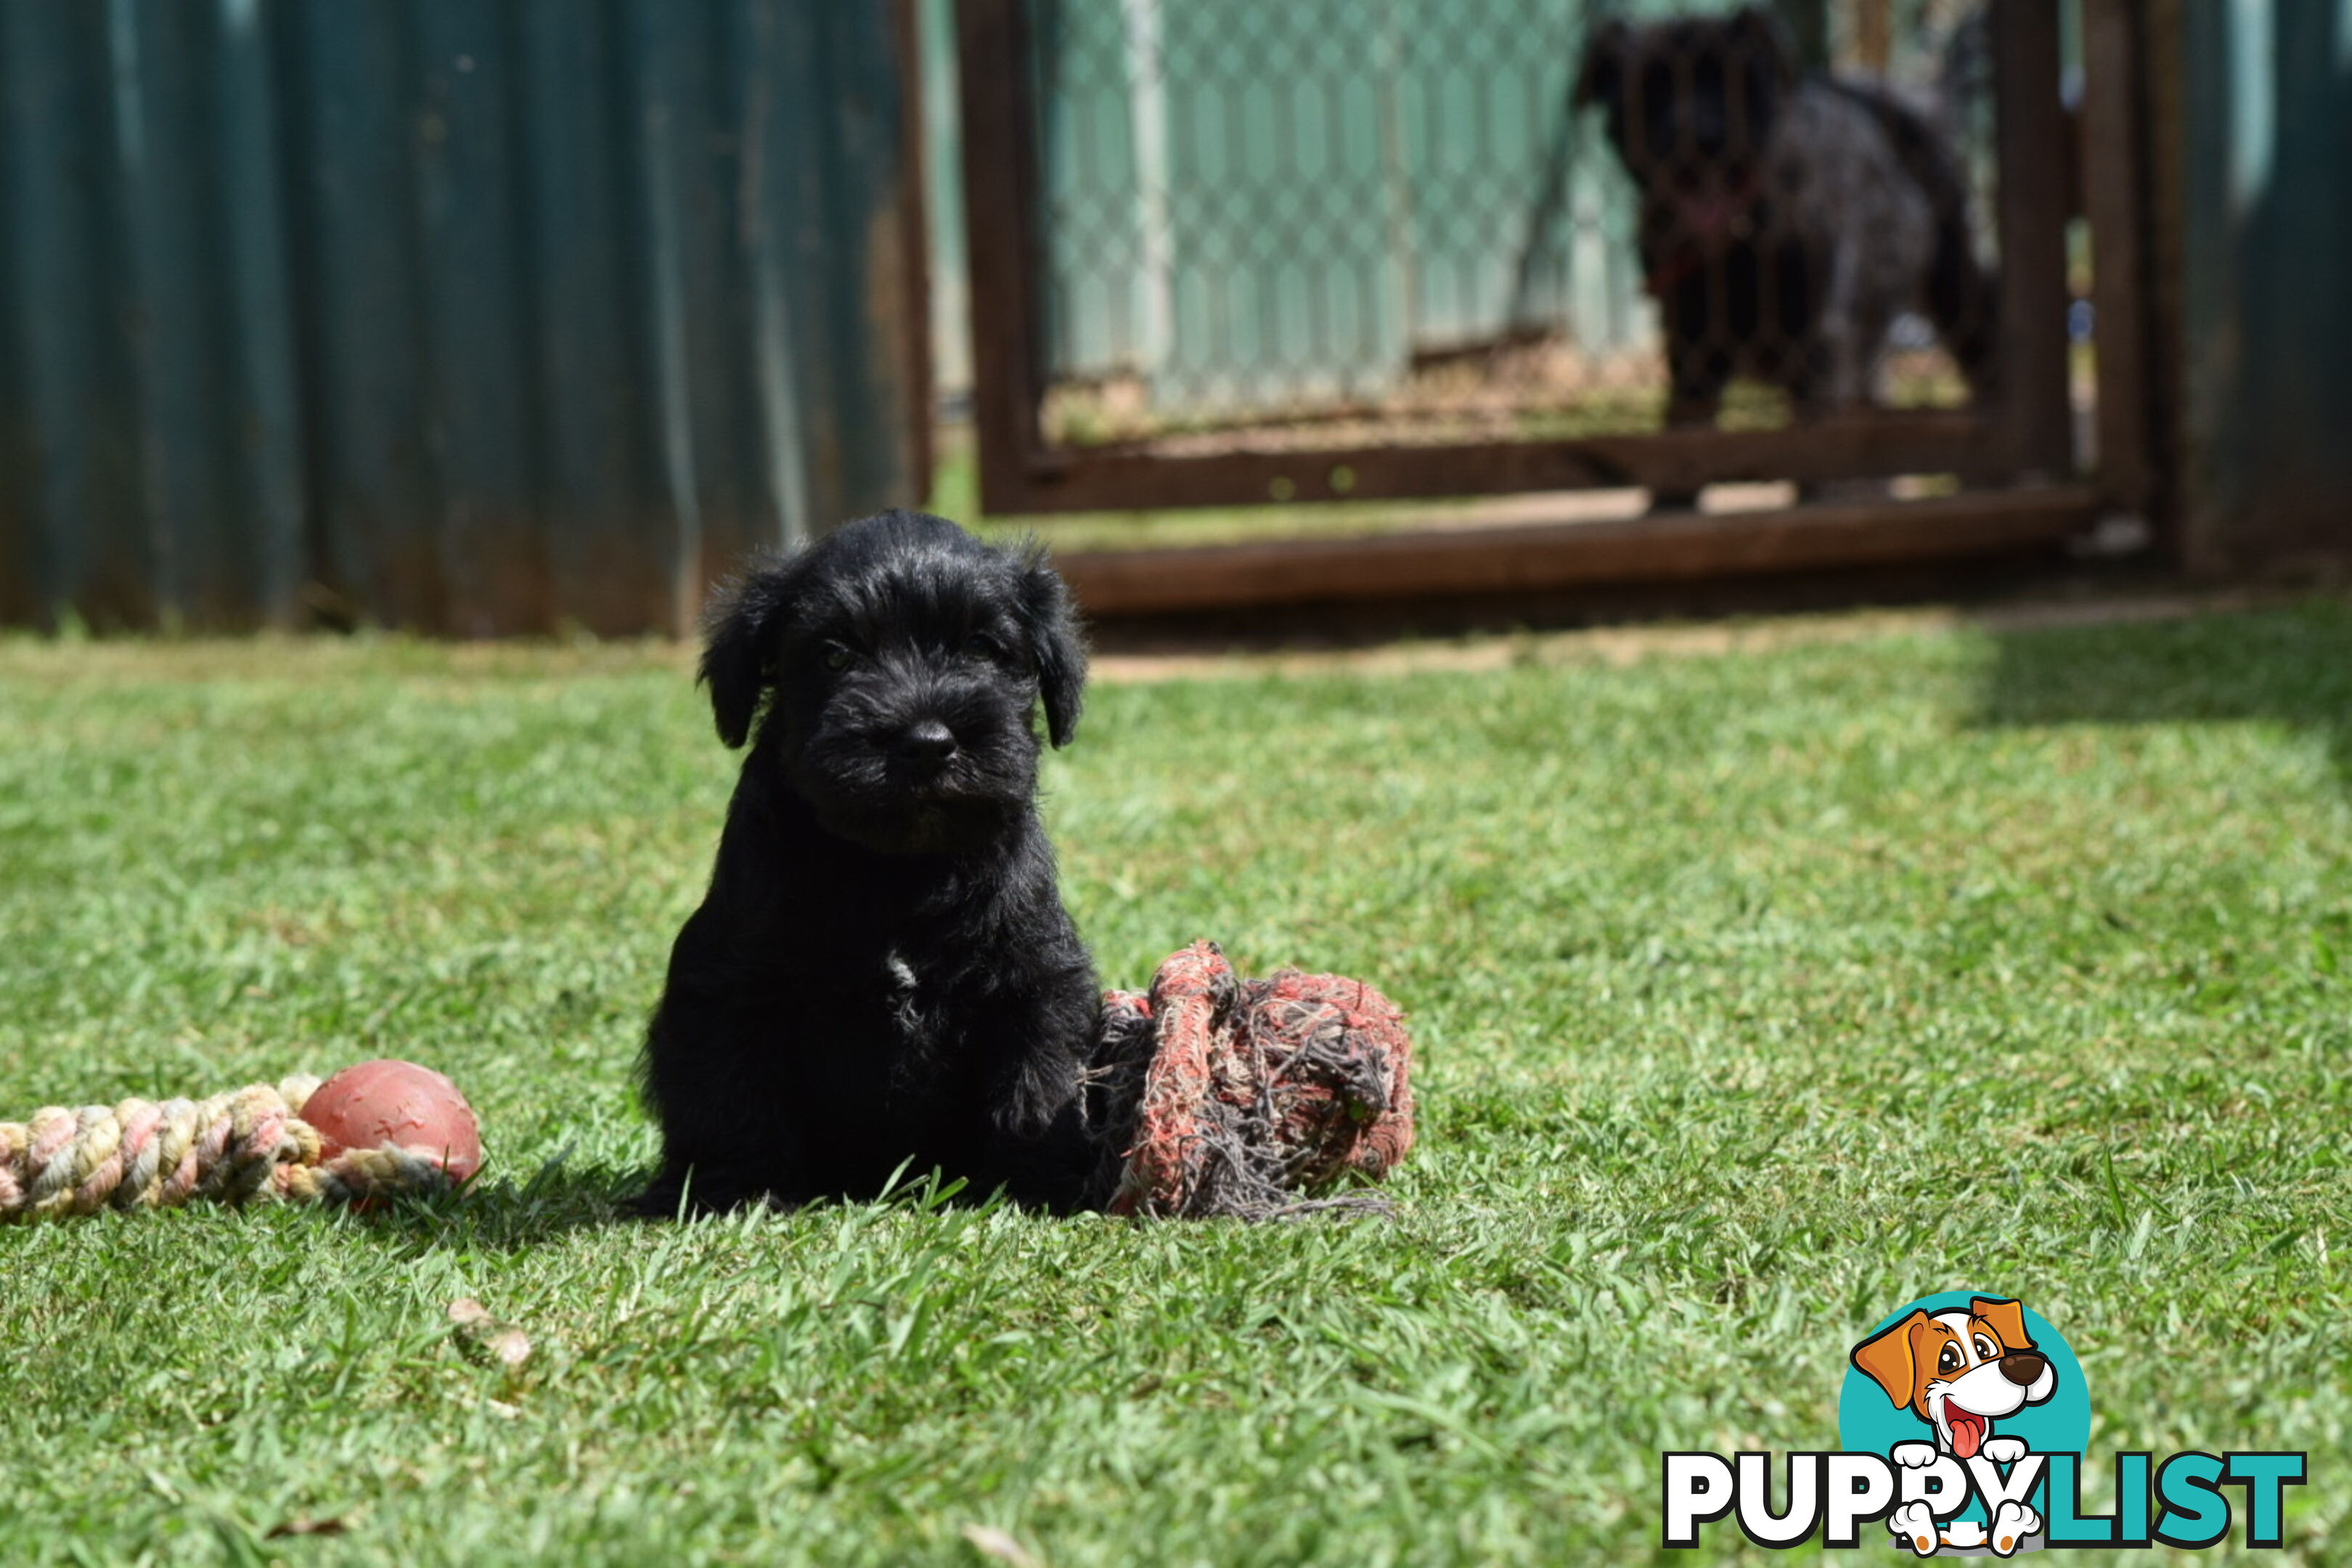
[1090, 941, 1416, 1219]
[3, 944, 1413, 1222]
[0, 1061, 482, 1220]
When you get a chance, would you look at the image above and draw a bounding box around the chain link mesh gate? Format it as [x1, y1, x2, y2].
[956, 0, 2102, 611]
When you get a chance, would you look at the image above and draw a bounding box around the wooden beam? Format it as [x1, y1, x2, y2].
[2139, 0, 2192, 567]
[953, 0, 1047, 515]
[1015, 412, 2001, 514]
[1055, 486, 2099, 616]
[884, 0, 931, 510]
[1992, 0, 2075, 479]
[1854, 0, 1891, 72]
[2083, 0, 2150, 517]
[890, 0, 934, 510]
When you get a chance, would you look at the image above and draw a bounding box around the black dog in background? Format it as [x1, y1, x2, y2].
[631, 510, 1100, 1216]
[1576, 7, 1996, 430]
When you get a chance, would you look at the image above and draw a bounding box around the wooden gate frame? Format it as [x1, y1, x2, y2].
[955, 0, 2153, 613]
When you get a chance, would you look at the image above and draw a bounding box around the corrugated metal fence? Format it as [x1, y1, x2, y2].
[0, 0, 920, 635]
[2179, 0, 2352, 571]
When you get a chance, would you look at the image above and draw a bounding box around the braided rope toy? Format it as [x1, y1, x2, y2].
[4, 949, 1410, 1223]
[0, 1065, 474, 1220]
[1093, 941, 1416, 1219]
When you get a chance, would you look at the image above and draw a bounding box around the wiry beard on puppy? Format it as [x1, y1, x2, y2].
[631, 510, 1101, 1217]
[779, 650, 1040, 857]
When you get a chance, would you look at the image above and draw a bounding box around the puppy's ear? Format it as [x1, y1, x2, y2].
[1014, 544, 1087, 748]
[1574, 18, 1631, 110]
[1969, 1297, 2034, 1354]
[1728, 4, 1798, 90]
[1850, 1310, 1927, 1410]
[698, 553, 805, 748]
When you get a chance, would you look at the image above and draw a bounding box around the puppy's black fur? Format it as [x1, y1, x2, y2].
[631, 510, 1100, 1216]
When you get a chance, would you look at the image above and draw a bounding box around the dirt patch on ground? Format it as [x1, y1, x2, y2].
[6, 586, 2327, 692]
[1090, 587, 2309, 685]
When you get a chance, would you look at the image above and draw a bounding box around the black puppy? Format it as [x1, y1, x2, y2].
[631, 510, 1100, 1215]
[1576, 7, 1996, 432]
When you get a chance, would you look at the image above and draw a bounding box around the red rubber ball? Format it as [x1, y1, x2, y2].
[301, 1059, 483, 1183]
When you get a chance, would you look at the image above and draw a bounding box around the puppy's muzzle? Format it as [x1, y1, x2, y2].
[891, 718, 960, 778]
[1998, 1351, 2047, 1387]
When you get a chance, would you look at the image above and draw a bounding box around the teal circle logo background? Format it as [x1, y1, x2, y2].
[1838, 1291, 2092, 1466]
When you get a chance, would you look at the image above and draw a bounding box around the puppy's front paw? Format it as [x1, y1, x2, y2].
[1887, 1501, 1940, 1557]
[1980, 1435, 2028, 1466]
[622, 1173, 691, 1220]
[1891, 1441, 1940, 1469]
[1989, 1500, 2041, 1556]
[624, 1165, 793, 1220]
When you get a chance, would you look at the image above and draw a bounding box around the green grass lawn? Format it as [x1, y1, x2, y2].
[1, 600, 2347, 1565]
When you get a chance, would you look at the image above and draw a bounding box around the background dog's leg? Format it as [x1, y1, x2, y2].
[1812, 245, 1869, 415]
[1656, 328, 1729, 514]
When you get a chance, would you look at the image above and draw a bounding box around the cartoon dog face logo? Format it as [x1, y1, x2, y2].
[1850, 1296, 2057, 1459]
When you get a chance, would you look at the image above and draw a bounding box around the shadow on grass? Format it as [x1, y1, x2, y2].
[1971, 596, 2352, 788]
[332, 1157, 648, 1251]
[338, 1159, 1040, 1251]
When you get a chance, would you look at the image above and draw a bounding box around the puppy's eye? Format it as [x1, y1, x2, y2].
[1937, 1343, 1962, 1373]
[822, 642, 854, 672]
[962, 631, 1003, 660]
[1974, 1334, 1999, 1361]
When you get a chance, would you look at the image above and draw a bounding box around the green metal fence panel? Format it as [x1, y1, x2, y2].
[0, 0, 918, 634]
[1151, 0, 1410, 411]
[2181, 0, 2352, 568]
[1024, 0, 1757, 425]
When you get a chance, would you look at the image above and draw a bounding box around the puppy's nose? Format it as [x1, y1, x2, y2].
[892, 719, 958, 772]
[1998, 1351, 2046, 1387]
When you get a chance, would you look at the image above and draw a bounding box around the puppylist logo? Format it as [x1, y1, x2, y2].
[1662, 1291, 2308, 1554]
